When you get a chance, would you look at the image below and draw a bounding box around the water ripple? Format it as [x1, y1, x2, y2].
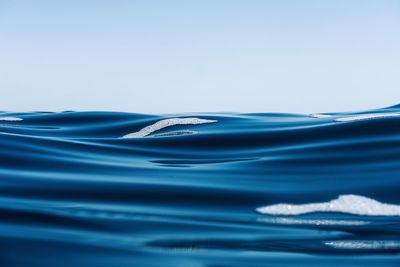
[0, 107, 399, 266]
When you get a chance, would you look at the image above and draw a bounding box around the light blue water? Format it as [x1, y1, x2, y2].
[0, 105, 399, 266]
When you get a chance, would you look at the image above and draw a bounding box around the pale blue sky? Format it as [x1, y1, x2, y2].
[0, 0, 399, 114]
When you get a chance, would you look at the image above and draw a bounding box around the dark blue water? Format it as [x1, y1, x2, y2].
[0, 106, 399, 266]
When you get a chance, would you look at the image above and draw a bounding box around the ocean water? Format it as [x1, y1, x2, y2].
[0, 105, 399, 267]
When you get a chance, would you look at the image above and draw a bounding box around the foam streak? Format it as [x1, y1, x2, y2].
[256, 195, 400, 216]
[122, 117, 217, 138]
[335, 113, 400, 122]
[0, 116, 23, 121]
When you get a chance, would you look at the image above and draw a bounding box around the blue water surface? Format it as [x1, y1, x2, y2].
[0, 105, 399, 266]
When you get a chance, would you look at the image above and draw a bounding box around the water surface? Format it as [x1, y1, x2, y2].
[0, 106, 399, 266]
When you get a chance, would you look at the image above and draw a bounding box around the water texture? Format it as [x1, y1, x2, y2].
[0, 105, 399, 266]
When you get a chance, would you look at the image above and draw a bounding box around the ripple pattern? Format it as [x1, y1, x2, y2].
[0, 107, 399, 266]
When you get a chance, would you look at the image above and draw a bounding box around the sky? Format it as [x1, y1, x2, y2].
[0, 0, 399, 114]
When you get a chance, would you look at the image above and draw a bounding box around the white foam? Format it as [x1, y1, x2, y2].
[152, 130, 198, 137]
[324, 240, 400, 250]
[310, 114, 332, 119]
[335, 112, 400, 122]
[0, 116, 23, 121]
[256, 195, 400, 216]
[257, 217, 369, 226]
[122, 118, 217, 138]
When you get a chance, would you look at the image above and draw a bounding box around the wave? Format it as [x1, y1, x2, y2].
[0, 105, 399, 266]
[335, 112, 400, 122]
[121, 117, 217, 138]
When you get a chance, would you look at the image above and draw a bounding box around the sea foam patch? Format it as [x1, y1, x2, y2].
[310, 114, 332, 119]
[324, 240, 400, 250]
[122, 118, 217, 138]
[0, 116, 23, 121]
[152, 130, 198, 137]
[257, 217, 369, 226]
[335, 112, 400, 122]
[256, 195, 400, 216]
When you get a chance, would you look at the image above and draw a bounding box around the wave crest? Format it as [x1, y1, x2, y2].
[122, 117, 217, 138]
